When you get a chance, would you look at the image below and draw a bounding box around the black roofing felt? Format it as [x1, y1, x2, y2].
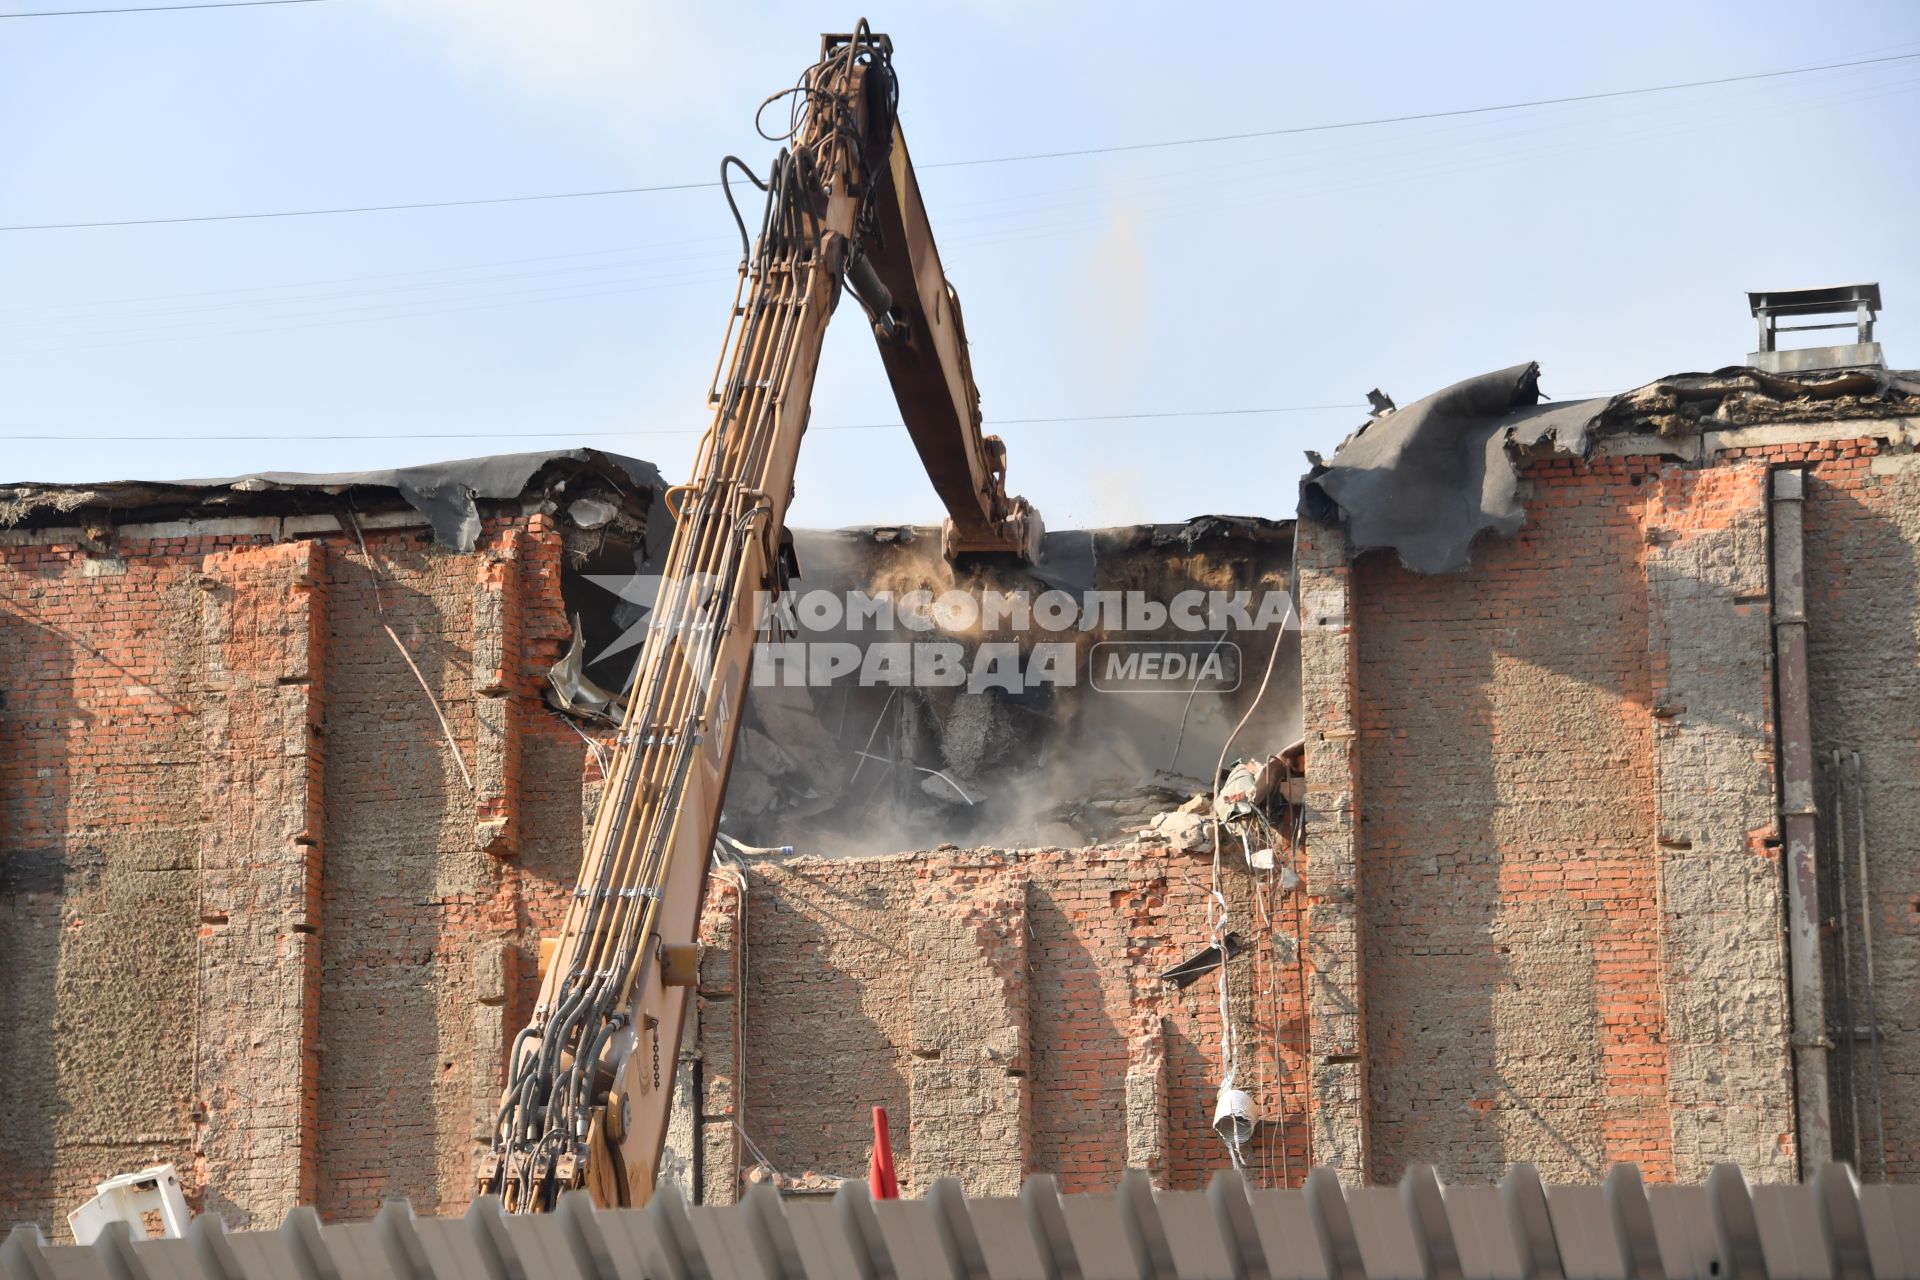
[1301, 363, 1920, 576]
[2, 449, 663, 553]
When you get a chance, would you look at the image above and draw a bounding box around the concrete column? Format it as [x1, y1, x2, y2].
[193, 541, 327, 1226]
[1294, 516, 1371, 1179]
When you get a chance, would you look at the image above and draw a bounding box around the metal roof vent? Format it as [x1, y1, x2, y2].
[1747, 282, 1884, 373]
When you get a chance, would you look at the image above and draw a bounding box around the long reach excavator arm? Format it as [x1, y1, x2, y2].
[478, 24, 1040, 1211]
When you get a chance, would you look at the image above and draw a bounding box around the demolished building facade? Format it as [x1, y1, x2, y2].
[3, 364, 1918, 1237]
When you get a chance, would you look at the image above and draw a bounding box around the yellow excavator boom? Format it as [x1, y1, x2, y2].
[478, 23, 1039, 1211]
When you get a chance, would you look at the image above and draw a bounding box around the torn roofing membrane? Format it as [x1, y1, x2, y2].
[1299, 362, 1606, 575]
[1300, 361, 1920, 576]
[0, 449, 663, 553]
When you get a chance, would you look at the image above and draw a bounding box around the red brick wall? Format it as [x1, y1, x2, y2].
[309, 515, 590, 1222]
[723, 847, 1309, 1198]
[1352, 454, 1668, 1183]
[5, 426, 1915, 1224]
[1, 536, 211, 1229]
[0, 514, 593, 1235]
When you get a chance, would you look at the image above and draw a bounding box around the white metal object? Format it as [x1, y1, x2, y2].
[1213, 1085, 1256, 1148]
[67, 1164, 190, 1245]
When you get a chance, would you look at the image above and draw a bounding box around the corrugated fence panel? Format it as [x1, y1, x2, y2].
[7, 1164, 1918, 1280]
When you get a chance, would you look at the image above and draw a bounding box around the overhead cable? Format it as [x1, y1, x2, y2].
[4, 50, 1914, 231]
[1, 0, 319, 16]
[0, 405, 1365, 442]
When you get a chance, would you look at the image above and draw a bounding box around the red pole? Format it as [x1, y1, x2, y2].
[868, 1106, 899, 1199]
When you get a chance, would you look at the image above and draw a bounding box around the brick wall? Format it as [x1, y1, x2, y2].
[1348, 456, 1670, 1184]
[0, 513, 589, 1236]
[5, 422, 1919, 1229]
[703, 846, 1308, 1201]
[1757, 436, 1919, 1180]
[1, 537, 210, 1228]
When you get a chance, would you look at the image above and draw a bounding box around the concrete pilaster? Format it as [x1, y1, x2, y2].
[1294, 516, 1371, 1179]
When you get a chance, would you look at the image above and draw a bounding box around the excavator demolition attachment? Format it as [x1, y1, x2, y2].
[478, 23, 1041, 1211]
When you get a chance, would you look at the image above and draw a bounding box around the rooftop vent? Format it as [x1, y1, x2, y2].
[1747, 282, 1884, 373]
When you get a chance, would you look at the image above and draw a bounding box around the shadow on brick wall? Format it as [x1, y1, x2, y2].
[316, 550, 469, 1218]
[0, 600, 70, 1226]
[1804, 468, 1920, 1182]
[0, 576, 201, 1236]
[1353, 510, 1654, 1183]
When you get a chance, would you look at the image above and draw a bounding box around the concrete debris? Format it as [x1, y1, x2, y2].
[1214, 755, 1281, 822]
[918, 771, 973, 805]
[1143, 809, 1212, 853]
[710, 521, 1298, 855]
[566, 496, 619, 529]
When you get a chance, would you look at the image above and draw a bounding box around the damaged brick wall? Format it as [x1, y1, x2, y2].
[8, 415, 1920, 1230]
[0, 513, 592, 1236]
[1296, 430, 1919, 1187]
[708, 847, 1309, 1201]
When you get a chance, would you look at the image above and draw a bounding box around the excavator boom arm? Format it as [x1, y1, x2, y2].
[480, 23, 1039, 1212]
[851, 116, 1041, 560]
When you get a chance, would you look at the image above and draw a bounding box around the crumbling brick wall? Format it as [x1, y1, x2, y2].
[0, 514, 591, 1236]
[707, 847, 1309, 1201]
[8, 419, 1920, 1229]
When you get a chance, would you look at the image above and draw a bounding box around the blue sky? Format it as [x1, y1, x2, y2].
[3, 1, 1916, 527]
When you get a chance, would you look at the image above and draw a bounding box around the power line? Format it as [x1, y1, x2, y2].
[7, 61, 1910, 342]
[1, 0, 319, 16]
[0, 180, 715, 232]
[0, 405, 1366, 441]
[924, 50, 1920, 167]
[5, 49, 1914, 231]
